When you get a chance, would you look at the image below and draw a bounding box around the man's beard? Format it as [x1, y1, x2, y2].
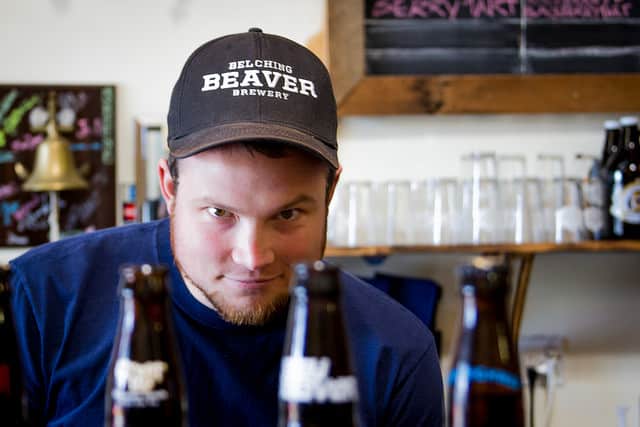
[169, 212, 327, 326]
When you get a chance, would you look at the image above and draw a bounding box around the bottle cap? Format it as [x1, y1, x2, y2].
[458, 256, 511, 294]
[619, 116, 638, 126]
[118, 263, 170, 296]
[294, 261, 341, 295]
[604, 120, 621, 130]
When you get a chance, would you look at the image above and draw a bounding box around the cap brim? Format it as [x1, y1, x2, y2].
[169, 122, 338, 168]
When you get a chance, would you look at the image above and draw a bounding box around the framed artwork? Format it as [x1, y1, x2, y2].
[0, 84, 116, 247]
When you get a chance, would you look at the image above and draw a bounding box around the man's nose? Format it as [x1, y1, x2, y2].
[231, 222, 275, 271]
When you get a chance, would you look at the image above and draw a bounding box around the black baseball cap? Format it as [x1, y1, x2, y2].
[167, 28, 339, 167]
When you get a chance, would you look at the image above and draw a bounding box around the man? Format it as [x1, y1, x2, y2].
[10, 28, 443, 426]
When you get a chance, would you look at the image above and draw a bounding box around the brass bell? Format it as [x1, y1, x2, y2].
[17, 93, 88, 192]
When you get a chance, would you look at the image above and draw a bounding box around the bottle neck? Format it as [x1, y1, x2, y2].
[460, 285, 509, 329]
[622, 125, 640, 155]
[117, 289, 174, 360]
[456, 285, 518, 370]
[285, 286, 347, 357]
[602, 128, 621, 166]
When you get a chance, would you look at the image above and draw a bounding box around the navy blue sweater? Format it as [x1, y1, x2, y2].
[9, 219, 443, 426]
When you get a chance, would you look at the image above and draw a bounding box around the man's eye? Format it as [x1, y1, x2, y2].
[207, 207, 231, 218]
[278, 209, 299, 221]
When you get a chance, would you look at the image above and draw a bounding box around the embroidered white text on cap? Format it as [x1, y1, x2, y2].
[201, 58, 318, 99]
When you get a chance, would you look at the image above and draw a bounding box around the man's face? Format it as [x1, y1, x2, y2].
[159, 145, 335, 325]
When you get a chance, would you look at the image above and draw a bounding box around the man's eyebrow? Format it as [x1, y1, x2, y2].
[278, 194, 318, 210]
[193, 194, 318, 213]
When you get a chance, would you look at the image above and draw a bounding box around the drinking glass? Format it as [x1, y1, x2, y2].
[346, 181, 377, 247]
[428, 178, 462, 245]
[524, 178, 548, 242]
[537, 154, 566, 241]
[386, 180, 412, 245]
[498, 155, 527, 243]
[327, 181, 349, 246]
[554, 178, 588, 243]
[461, 152, 501, 244]
[409, 180, 429, 244]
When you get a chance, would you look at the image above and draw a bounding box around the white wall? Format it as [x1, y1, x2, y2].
[2, 0, 325, 184]
[2, 1, 640, 426]
[330, 252, 640, 426]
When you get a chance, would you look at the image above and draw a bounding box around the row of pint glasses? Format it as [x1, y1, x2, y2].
[328, 152, 596, 246]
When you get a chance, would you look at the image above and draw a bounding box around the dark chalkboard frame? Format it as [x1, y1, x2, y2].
[307, 0, 640, 115]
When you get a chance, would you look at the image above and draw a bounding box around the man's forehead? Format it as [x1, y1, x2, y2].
[179, 143, 326, 183]
[210, 140, 329, 165]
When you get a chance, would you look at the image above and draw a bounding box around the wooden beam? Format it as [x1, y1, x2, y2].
[327, 0, 365, 105]
[511, 254, 535, 346]
[338, 73, 640, 115]
[306, 30, 328, 67]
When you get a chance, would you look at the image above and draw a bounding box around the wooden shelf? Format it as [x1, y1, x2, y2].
[336, 74, 640, 115]
[325, 240, 640, 257]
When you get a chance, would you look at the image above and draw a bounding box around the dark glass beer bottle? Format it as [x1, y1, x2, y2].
[610, 116, 640, 239]
[0, 265, 25, 426]
[278, 261, 360, 427]
[600, 120, 623, 239]
[448, 257, 524, 427]
[601, 120, 622, 170]
[105, 264, 187, 427]
[577, 154, 606, 240]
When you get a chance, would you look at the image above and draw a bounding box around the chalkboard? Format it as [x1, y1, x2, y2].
[365, 0, 640, 74]
[0, 85, 116, 247]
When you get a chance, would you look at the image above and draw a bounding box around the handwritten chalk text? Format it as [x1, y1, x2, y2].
[70, 141, 102, 151]
[11, 133, 44, 152]
[2, 95, 40, 136]
[0, 151, 15, 164]
[369, 0, 634, 18]
[6, 232, 29, 246]
[525, 0, 634, 18]
[13, 196, 41, 223]
[58, 91, 89, 112]
[370, 0, 519, 18]
[2, 201, 19, 227]
[0, 182, 19, 201]
[75, 117, 103, 140]
[16, 201, 50, 233]
[0, 90, 18, 123]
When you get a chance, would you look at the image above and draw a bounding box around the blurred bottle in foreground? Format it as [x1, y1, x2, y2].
[278, 261, 360, 427]
[448, 256, 524, 427]
[0, 265, 28, 426]
[105, 264, 187, 427]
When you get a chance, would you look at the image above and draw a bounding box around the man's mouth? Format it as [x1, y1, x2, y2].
[224, 275, 283, 290]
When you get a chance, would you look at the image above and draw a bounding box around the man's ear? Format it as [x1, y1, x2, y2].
[327, 164, 342, 205]
[158, 158, 177, 215]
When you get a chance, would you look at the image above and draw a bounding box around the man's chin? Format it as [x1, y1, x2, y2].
[212, 294, 289, 326]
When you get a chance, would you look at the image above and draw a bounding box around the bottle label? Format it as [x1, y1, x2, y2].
[112, 359, 169, 407]
[0, 364, 10, 394]
[279, 356, 358, 404]
[448, 363, 521, 390]
[610, 179, 640, 224]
